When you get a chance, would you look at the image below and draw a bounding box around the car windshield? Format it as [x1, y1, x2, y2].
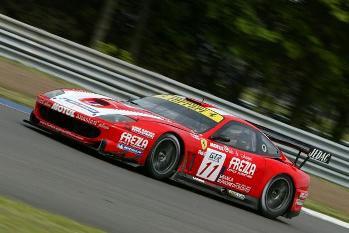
[132, 95, 224, 133]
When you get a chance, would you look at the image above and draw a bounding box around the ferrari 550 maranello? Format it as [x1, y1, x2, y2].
[25, 89, 332, 219]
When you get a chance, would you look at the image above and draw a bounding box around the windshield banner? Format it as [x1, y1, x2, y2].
[156, 95, 224, 123]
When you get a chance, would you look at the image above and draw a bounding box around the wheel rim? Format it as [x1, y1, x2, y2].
[151, 138, 179, 175]
[266, 178, 291, 210]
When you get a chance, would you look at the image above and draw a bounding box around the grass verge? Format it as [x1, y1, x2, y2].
[306, 175, 349, 223]
[0, 86, 35, 107]
[0, 56, 80, 108]
[304, 199, 349, 223]
[0, 196, 105, 233]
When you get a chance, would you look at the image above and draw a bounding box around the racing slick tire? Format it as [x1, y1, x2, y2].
[146, 134, 181, 180]
[260, 175, 294, 219]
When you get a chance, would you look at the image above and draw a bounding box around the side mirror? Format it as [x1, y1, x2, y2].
[210, 135, 231, 143]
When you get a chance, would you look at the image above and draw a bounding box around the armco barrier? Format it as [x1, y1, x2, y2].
[0, 14, 348, 187]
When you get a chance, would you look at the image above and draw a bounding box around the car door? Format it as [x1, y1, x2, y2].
[192, 121, 267, 195]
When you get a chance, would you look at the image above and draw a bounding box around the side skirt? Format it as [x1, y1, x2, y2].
[171, 172, 259, 210]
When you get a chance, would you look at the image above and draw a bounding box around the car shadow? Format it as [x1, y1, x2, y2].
[21, 121, 140, 172]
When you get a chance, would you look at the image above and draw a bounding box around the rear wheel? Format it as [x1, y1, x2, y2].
[260, 175, 294, 218]
[146, 134, 181, 180]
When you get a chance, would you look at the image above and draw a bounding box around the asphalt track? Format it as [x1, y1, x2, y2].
[0, 105, 347, 233]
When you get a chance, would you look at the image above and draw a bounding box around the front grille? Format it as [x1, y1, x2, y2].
[39, 105, 101, 138]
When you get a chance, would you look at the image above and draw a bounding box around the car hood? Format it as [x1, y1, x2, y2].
[52, 90, 191, 131]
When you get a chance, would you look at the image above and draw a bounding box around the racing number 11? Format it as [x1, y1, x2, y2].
[196, 148, 226, 181]
[198, 162, 219, 178]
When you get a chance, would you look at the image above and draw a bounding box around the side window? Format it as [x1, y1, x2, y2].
[258, 134, 279, 156]
[212, 121, 257, 153]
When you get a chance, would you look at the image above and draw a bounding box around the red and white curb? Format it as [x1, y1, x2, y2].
[302, 208, 349, 229]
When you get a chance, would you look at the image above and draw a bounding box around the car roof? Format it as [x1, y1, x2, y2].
[203, 105, 259, 131]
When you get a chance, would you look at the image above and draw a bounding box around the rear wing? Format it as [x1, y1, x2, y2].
[251, 123, 332, 169]
[266, 134, 332, 168]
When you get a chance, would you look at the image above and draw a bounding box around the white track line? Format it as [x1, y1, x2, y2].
[302, 208, 349, 229]
[0, 102, 29, 114]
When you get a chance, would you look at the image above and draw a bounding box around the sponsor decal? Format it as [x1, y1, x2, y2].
[209, 142, 232, 153]
[240, 153, 252, 161]
[40, 121, 84, 140]
[208, 151, 223, 163]
[297, 191, 309, 206]
[299, 191, 309, 199]
[261, 144, 267, 153]
[192, 176, 205, 183]
[227, 190, 245, 200]
[297, 190, 309, 206]
[227, 157, 256, 179]
[198, 149, 205, 156]
[37, 98, 51, 107]
[217, 174, 251, 193]
[76, 114, 98, 125]
[296, 199, 304, 206]
[308, 148, 331, 164]
[98, 123, 109, 130]
[117, 143, 142, 155]
[51, 103, 75, 117]
[61, 98, 99, 114]
[201, 139, 208, 150]
[190, 133, 200, 140]
[119, 132, 148, 150]
[131, 126, 155, 139]
[156, 95, 224, 123]
[196, 148, 226, 181]
[75, 113, 109, 129]
[217, 175, 234, 187]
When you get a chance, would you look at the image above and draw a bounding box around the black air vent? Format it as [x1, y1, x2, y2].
[39, 105, 100, 138]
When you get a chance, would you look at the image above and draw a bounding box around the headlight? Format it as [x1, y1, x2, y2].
[98, 114, 136, 122]
[44, 89, 65, 98]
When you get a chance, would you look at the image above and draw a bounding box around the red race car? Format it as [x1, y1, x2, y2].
[26, 89, 331, 219]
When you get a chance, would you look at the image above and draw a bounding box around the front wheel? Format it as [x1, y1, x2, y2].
[145, 134, 181, 180]
[260, 175, 294, 219]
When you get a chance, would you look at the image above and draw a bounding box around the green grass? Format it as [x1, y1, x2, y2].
[0, 196, 105, 233]
[0, 56, 81, 107]
[304, 199, 349, 223]
[0, 56, 80, 88]
[0, 86, 35, 107]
